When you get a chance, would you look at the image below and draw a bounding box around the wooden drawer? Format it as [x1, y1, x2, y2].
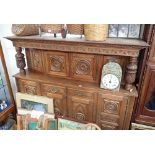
[41, 83, 67, 116]
[41, 83, 66, 96]
[67, 88, 96, 122]
[70, 53, 97, 82]
[68, 88, 94, 100]
[17, 79, 40, 95]
[45, 51, 69, 77]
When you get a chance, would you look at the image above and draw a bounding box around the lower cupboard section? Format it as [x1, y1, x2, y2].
[15, 78, 133, 130]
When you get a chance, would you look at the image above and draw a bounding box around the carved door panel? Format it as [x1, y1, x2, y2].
[67, 88, 96, 122]
[26, 49, 45, 73]
[70, 53, 97, 82]
[97, 93, 128, 129]
[139, 63, 155, 118]
[45, 51, 69, 77]
[17, 79, 40, 95]
[41, 83, 67, 116]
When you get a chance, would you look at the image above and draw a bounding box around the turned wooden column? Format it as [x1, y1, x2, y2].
[15, 47, 26, 74]
[125, 57, 138, 91]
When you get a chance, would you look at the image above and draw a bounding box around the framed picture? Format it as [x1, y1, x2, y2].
[57, 116, 98, 130]
[16, 92, 54, 113]
[131, 123, 155, 130]
[17, 108, 56, 130]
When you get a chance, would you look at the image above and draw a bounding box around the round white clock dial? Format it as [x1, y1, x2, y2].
[101, 74, 119, 90]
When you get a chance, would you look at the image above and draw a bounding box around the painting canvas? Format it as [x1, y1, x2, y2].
[58, 117, 96, 130]
[17, 108, 56, 130]
[16, 92, 54, 113]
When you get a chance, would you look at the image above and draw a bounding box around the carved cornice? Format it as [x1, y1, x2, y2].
[13, 41, 141, 57]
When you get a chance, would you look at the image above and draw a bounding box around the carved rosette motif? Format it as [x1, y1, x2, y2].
[50, 56, 64, 72]
[104, 100, 119, 114]
[15, 47, 26, 74]
[76, 113, 86, 121]
[125, 57, 138, 91]
[75, 60, 91, 75]
[24, 85, 37, 95]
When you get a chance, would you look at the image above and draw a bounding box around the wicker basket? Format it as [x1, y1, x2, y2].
[41, 24, 64, 33]
[84, 24, 108, 41]
[12, 24, 39, 36]
[67, 24, 84, 35]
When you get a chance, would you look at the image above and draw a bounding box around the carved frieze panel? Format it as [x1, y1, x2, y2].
[13, 41, 141, 57]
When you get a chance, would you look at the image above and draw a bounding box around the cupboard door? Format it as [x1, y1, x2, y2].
[45, 51, 69, 77]
[97, 93, 128, 129]
[67, 88, 96, 122]
[17, 79, 40, 95]
[41, 83, 67, 116]
[70, 53, 97, 82]
[26, 49, 45, 73]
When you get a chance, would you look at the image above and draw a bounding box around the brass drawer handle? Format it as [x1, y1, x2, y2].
[49, 87, 59, 93]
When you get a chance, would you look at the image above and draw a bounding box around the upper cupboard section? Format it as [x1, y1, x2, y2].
[25, 49, 127, 83]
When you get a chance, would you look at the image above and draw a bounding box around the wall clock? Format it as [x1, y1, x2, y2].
[100, 62, 122, 91]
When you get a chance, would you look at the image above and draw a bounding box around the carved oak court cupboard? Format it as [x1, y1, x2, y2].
[6, 36, 148, 129]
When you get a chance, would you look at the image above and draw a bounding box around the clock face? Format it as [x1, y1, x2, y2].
[101, 74, 119, 90]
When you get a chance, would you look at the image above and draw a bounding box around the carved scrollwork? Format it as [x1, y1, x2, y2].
[24, 85, 37, 95]
[50, 56, 64, 72]
[48, 86, 60, 93]
[75, 60, 91, 75]
[104, 100, 119, 114]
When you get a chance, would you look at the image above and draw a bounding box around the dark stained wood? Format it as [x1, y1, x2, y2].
[135, 25, 155, 127]
[15, 47, 26, 74]
[7, 35, 148, 129]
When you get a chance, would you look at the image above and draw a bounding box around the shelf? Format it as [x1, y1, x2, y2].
[6, 35, 149, 47]
[14, 70, 138, 97]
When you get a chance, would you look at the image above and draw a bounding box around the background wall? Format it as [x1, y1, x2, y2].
[0, 24, 18, 97]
